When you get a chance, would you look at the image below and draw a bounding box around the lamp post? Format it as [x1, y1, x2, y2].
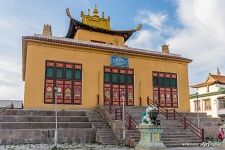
[122, 95, 125, 144]
[196, 92, 200, 128]
[53, 86, 58, 149]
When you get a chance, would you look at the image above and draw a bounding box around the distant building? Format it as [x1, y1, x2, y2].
[0, 100, 23, 108]
[190, 68, 225, 117]
[22, 6, 192, 111]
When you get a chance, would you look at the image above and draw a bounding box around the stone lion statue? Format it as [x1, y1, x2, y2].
[141, 104, 160, 125]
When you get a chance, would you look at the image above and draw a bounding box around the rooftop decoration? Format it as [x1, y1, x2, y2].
[65, 6, 142, 41]
[191, 68, 225, 88]
[81, 4, 111, 30]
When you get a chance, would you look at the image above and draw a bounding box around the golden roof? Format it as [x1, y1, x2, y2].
[191, 69, 225, 88]
[81, 5, 111, 30]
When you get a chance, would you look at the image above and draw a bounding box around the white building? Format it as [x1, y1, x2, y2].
[190, 69, 225, 118]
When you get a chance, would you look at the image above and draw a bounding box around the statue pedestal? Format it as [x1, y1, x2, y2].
[135, 123, 166, 150]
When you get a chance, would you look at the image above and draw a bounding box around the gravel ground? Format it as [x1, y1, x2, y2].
[0, 143, 222, 150]
[0, 143, 133, 150]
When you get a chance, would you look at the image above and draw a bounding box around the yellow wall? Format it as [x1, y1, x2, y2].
[24, 41, 190, 112]
[74, 29, 124, 46]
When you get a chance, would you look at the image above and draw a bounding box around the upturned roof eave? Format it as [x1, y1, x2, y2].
[65, 18, 136, 41]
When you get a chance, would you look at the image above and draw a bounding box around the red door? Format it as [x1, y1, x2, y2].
[104, 66, 134, 106]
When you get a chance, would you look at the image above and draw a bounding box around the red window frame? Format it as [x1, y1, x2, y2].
[44, 60, 82, 105]
[152, 72, 178, 108]
[103, 66, 134, 106]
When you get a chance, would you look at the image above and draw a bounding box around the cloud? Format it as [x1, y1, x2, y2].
[135, 9, 167, 30]
[128, 0, 225, 92]
[127, 10, 169, 50]
[167, 0, 225, 85]
[127, 30, 164, 50]
[0, 58, 24, 100]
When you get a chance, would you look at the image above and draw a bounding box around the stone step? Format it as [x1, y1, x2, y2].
[179, 112, 207, 117]
[3, 110, 86, 116]
[0, 122, 92, 129]
[88, 118, 104, 122]
[0, 128, 96, 145]
[0, 116, 89, 122]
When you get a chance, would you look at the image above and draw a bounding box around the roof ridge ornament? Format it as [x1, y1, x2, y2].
[217, 67, 221, 76]
[93, 4, 99, 17]
[66, 8, 75, 20]
[135, 24, 142, 31]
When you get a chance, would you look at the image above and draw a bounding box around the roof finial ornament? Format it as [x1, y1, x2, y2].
[88, 9, 90, 15]
[93, 4, 99, 17]
[66, 8, 75, 20]
[102, 12, 105, 18]
[81, 11, 84, 17]
[217, 67, 221, 76]
[135, 24, 142, 31]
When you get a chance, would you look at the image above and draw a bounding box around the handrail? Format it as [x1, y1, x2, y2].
[114, 107, 140, 135]
[147, 97, 204, 142]
[0, 104, 14, 113]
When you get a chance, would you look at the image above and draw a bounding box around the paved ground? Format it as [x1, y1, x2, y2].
[0, 143, 222, 150]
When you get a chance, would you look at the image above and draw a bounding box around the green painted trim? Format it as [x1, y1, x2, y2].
[190, 90, 225, 99]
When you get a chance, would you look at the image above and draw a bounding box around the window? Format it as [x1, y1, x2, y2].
[75, 69, 81, 80]
[56, 68, 63, 79]
[104, 72, 111, 83]
[120, 74, 126, 84]
[127, 75, 133, 84]
[170, 78, 177, 88]
[44, 61, 82, 105]
[153, 76, 158, 87]
[165, 78, 170, 87]
[194, 101, 201, 111]
[112, 73, 118, 83]
[46, 67, 54, 78]
[65, 68, 73, 80]
[158, 77, 164, 87]
[219, 99, 225, 109]
[204, 98, 211, 110]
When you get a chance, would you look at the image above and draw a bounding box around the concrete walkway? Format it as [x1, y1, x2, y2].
[0, 143, 222, 150]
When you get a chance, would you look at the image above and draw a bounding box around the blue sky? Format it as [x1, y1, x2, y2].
[0, 0, 225, 100]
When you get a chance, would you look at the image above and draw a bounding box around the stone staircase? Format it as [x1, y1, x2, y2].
[86, 111, 120, 145]
[0, 109, 120, 145]
[122, 106, 204, 147]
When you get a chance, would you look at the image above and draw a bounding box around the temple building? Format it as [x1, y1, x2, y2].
[22, 6, 192, 111]
[190, 68, 225, 117]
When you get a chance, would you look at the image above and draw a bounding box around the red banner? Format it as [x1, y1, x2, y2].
[172, 88, 178, 107]
[44, 79, 54, 103]
[112, 85, 119, 105]
[104, 84, 111, 105]
[119, 85, 126, 105]
[74, 81, 82, 104]
[160, 88, 165, 107]
[166, 88, 172, 107]
[127, 85, 134, 106]
[153, 87, 159, 105]
[64, 81, 72, 104]
[56, 80, 64, 104]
